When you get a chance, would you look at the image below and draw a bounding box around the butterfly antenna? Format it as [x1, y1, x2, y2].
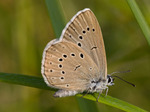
[110, 70, 131, 76]
[110, 70, 136, 87]
[112, 75, 136, 87]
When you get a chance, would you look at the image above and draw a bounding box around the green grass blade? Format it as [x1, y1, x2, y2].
[0, 72, 53, 91]
[45, 0, 66, 38]
[126, 0, 150, 46]
[76, 97, 99, 112]
[0, 72, 147, 112]
[77, 94, 147, 112]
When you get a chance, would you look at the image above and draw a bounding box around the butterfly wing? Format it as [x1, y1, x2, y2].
[61, 8, 107, 79]
[42, 40, 99, 91]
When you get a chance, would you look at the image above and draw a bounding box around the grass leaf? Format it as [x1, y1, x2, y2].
[126, 0, 150, 46]
[0, 72, 147, 112]
[45, 0, 66, 38]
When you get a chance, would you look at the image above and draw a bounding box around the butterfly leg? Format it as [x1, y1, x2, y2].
[105, 87, 109, 97]
[96, 90, 103, 102]
[81, 88, 91, 98]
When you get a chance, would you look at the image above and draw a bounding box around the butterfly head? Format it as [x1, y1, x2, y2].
[106, 75, 114, 86]
[89, 75, 114, 93]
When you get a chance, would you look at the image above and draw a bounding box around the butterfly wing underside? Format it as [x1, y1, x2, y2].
[42, 40, 99, 91]
[41, 8, 107, 94]
[62, 9, 107, 79]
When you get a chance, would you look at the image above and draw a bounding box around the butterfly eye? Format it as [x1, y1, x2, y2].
[108, 77, 111, 83]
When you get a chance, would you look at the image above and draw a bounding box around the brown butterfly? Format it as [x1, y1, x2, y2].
[41, 8, 114, 101]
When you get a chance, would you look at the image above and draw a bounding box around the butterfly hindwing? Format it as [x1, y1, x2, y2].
[42, 40, 99, 91]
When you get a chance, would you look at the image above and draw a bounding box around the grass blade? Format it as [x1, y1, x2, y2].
[76, 97, 99, 112]
[45, 0, 66, 38]
[0, 72, 147, 112]
[77, 94, 147, 112]
[126, 0, 150, 45]
[0, 72, 52, 91]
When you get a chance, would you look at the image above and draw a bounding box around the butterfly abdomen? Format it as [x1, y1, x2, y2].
[53, 90, 78, 97]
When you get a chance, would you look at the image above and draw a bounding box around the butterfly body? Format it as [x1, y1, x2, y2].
[53, 75, 114, 97]
[41, 8, 114, 99]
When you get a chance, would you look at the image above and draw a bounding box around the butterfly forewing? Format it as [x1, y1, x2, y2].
[42, 41, 99, 91]
[62, 9, 107, 79]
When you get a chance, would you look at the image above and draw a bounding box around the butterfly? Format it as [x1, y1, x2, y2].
[41, 8, 114, 101]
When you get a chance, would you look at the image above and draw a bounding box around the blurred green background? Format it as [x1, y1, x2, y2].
[0, 0, 150, 112]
